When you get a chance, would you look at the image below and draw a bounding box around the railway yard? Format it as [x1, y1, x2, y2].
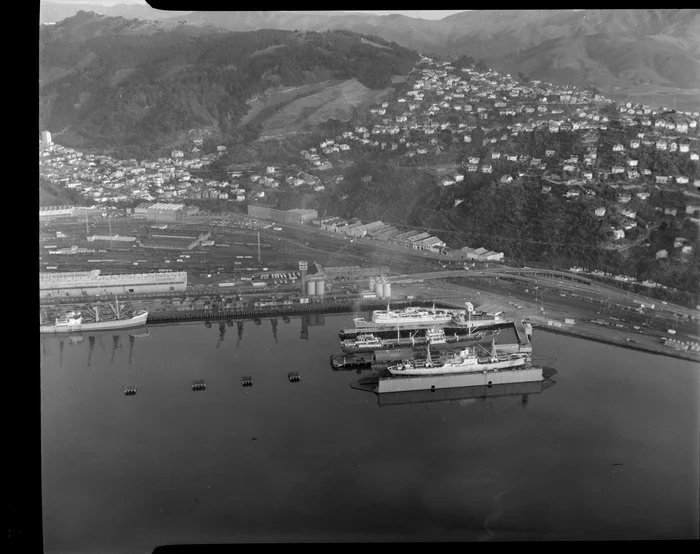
[39, 213, 700, 362]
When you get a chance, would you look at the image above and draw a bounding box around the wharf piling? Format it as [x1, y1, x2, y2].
[513, 319, 531, 347]
[330, 352, 374, 370]
[146, 299, 430, 325]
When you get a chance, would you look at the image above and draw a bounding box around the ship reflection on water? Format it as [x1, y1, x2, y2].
[204, 315, 324, 348]
[352, 367, 558, 407]
[41, 327, 151, 366]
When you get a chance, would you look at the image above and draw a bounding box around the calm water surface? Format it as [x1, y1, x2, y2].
[40, 314, 699, 550]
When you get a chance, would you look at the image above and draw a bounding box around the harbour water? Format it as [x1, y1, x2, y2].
[40, 314, 699, 550]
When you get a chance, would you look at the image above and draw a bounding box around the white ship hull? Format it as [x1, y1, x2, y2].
[40, 311, 148, 334]
[340, 340, 384, 352]
[352, 316, 499, 330]
[378, 366, 544, 393]
[354, 315, 455, 328]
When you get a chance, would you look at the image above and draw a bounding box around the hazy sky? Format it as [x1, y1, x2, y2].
[47, 2, 466, 20]
[341, 11, 466, 20]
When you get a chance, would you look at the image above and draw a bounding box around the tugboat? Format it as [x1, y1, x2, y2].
[340, 334, 385, 352]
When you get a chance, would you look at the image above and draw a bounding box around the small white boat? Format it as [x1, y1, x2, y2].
[340, 334, 384, 352]
[425, 327, 446, 345]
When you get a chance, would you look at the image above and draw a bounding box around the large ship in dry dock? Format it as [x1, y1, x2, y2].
[386, 340, 529, 376]
[374, 335, 540, 393]
[40, 297, 148, 334]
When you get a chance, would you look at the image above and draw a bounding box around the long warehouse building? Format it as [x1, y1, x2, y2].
[40, 270, 188, 298]
[247, 205, 318, 225]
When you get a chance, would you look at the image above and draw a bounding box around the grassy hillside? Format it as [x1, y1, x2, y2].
[242, 79, 394, 138]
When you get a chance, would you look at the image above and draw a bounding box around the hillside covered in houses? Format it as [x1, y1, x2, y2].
[39, 18, 700, 306]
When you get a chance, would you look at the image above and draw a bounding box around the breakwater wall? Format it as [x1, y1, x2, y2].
[532, 322, 700, 363]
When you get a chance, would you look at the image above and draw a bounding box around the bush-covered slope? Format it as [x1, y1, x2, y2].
[39, 12, 419, 150]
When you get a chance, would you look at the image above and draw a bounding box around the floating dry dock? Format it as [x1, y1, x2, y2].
[375, 365, 546, 393]
[352, 367, 557, 405]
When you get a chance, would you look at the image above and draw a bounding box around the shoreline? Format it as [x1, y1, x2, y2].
[531, 322, 700, 363]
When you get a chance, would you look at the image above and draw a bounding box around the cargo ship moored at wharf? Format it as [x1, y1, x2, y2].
[40, 299, 149, 334]
[348, 302, 503, 334]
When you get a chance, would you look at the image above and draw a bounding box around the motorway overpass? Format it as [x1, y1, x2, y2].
[389, 268, 595, 285]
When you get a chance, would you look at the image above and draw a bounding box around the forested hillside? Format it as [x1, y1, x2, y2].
[39, 12, 419, 155]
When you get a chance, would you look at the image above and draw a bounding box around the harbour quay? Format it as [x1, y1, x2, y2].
[145, 298, 433, 324]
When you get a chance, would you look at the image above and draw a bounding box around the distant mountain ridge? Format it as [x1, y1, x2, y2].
[39, 1, 192, 23]
[39, 6, 700, 107]
[493, 31, 700, 90]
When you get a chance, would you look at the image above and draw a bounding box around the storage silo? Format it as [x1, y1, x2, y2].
[383, 281, 391, 299]
[316, 280, 325, 296]
[375, 279, 384, 298]
[306, 279, 317, 296]
[369, 276, 376, 292]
